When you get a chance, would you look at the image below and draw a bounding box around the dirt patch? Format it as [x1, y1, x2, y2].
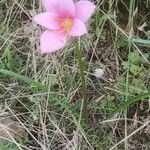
[0, 104, 25, 141]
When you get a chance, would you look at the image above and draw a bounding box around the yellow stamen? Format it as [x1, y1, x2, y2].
[62, 18, 73, 32]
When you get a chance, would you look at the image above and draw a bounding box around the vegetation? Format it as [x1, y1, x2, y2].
[0, 0, 150, 149]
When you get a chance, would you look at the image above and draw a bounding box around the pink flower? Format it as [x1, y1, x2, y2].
[33, 0, 96, 53]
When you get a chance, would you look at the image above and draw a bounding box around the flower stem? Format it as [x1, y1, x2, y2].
[76, 38, 89, 121]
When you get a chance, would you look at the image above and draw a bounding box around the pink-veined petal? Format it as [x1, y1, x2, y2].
[75, 0, 96, 22]
[33, 12, 60, 30]
[40, 30, 67, 53]
[58, 0, 75, 17]
[69, 19, 87, 36]
[41, 0, 75, 17]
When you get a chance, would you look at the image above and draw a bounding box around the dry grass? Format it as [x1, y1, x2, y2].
[0, 0, 150, 149]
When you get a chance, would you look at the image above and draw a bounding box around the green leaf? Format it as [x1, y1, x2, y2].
[130, 64, 143, 76]
[109, 92, 150, 118]
[116, 35, 128, 49]
[128, 52, 141, 64]
[0, 68, 47, 91]
[122, 61, 130, 70]
[132, 38, 150, 45]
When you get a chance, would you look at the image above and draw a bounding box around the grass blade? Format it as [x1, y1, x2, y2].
[0, 68, 47, 91]
[109, 92, 150, 118]
[132, 38, 150, 45]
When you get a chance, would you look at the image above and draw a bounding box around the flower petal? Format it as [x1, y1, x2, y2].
[58, 0, 75, 17]
[42, 0, 75, 17]
[69, 19, 87, 36]
[33, 12, 60, 30]
[41, 0, 55, 12]
[75, 0, 96, 22]
[40, 30, 67, 53]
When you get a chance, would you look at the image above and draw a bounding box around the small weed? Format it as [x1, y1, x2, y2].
[122, 51, 149, 76]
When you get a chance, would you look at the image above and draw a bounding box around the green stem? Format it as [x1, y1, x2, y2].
[76, 38, 89, 120]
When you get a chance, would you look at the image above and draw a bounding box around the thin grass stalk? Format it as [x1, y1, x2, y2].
[76, 37, 89, 121]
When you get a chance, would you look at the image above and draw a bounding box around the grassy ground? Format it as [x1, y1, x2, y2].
[0, 0, 150, 149]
